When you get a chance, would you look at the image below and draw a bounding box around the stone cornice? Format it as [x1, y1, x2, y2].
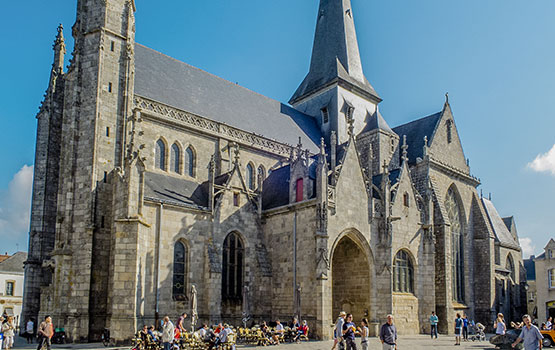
[427, 157, 480, 187]
[134, 95, 294, 158]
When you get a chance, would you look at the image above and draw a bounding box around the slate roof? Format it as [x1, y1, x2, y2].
[0, 252, 27, 274]
[134, 44, 320, 152]
[523, 258, 536, 281]
[290, 0, 380, 104]
[360, 109, 393, 134]
[262, 166, 291, 210]
[481, 198, 520, 250]
[144, 171, 209, 209]
[392, 112, 442, 165]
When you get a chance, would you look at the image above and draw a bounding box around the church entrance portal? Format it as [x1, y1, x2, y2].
[332, 236, 371, 323]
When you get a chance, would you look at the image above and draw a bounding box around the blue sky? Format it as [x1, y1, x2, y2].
[1, 0, 554, 256]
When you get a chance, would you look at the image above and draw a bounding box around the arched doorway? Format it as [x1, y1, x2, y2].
[332, 235, 371, 323]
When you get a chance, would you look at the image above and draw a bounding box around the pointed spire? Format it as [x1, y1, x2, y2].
[360, 107, 393, 134]
[52, 24, 66, 74]
[423, 135, 429, 158]
[290, 0, 380, 104]
[401, 135, 408, 163]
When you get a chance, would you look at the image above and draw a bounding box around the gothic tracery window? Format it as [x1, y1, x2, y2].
[446, 187, 465, 303]
[185, 146, 195, 177]
[246, 163, 255, 190]
[170, 143, 181, 174]
[173, 241, 188, 301]
[155, 139, 166, 171]
[393, 250, 414, 293]
[506, 255, 515, 282]
[222, 232, 244, 300]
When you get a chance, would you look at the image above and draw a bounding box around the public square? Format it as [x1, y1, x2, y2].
[11, 335, 497, 350]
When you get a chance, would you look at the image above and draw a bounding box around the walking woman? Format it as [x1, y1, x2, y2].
[454, 313, 463, 346]
[494, 313, 506, 336]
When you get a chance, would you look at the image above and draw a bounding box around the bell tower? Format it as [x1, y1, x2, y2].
[290, 0, 381, 145]
[28, 0, 136, 342]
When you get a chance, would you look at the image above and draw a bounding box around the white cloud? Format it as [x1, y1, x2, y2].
[0, 165, 34, 251]
[519, 237, 536, 259]
[528, 144, 555, 175]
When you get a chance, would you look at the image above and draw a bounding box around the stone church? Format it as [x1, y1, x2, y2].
[23, 0, 526, 342]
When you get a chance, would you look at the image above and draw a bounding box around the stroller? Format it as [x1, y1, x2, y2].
[470, 323, 486, 342]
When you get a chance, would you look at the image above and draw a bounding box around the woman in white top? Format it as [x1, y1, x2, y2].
[494, 313, 506, 335]
[2, 316, 15, 350]
[359, 318, 369, 350]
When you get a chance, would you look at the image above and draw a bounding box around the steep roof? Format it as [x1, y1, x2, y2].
[262, 166, 291, 210]
[392, 112, 442, 165]
[143, 171, 209, 209]
[0, 252, 27, 274]
[290, 0, 379, 104]
[134, 44, 320, 152]
[360, 109, 393, 134]
[523, 258, 536, 281]
[481, 198, 520, 250]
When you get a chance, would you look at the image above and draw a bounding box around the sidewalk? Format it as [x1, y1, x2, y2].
[10, 334, 496, 350]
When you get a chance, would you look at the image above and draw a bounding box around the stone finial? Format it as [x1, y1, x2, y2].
[52, 24, 66, 73]
[208, 155, 215, 174]
[445, 92, 449, 104]
[401, 135, 408, 163]
[232, 143, 240, 164]
[423, 135, 429, 157]
[347, 113, 355, 137]
[382, 160, 389, 175]
[320, 137, 325, 155]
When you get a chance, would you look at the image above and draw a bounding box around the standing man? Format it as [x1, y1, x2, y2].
[161, 316, 175, 350]
[512, 314, 543, 350]
[332, 311, 346, 350]
[37, 315, 53, 350]
[380, 315, 397, 350]
[430, 311, 438, 339]
[342, 314, 358, 350]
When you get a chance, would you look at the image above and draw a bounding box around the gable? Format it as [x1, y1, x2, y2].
[428, 105, 469, 171]
[334, 139, 369, 210]
[391, 164, 420, 218]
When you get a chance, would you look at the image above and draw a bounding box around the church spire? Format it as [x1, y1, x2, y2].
[52, 24, 65, 75]
[290, 0, 380, 105]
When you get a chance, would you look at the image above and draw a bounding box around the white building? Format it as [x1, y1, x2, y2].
[0, 252, 27, 326]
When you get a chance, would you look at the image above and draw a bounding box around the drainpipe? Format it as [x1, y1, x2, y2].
[154, 203, 163, 327]
[293, 210, 298, 317]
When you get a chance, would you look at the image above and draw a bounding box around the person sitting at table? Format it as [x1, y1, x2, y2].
[294, 320, 308, 342]
[273, 320, 284, 345]
[261, 321, 275, 345]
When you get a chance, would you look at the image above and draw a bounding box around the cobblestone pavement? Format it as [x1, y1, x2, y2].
[13, 335, 496, 350]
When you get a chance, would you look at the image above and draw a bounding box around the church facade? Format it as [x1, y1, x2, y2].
[23, 0, 526, 342]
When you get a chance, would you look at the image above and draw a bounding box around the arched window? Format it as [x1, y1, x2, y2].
[246, 163, 255, 190]
[173, 241, 188, 301]
[222, 232, 244, 300]
[393, 250, 414, 293]
[506, 255, 515, 282]
[257, 165, 266, 187]
[170, 143, 181, 174]
[155, 139, 166, 171]
[403, 192, 410, 207]
[185, 146, 195, 177]
[446, 186, 465, 302]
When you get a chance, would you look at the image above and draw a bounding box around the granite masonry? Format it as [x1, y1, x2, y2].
[22, 0, 525, 342]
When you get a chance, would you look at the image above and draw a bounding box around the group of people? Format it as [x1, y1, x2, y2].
[331, 312, 397, 350]
[257, 318, 309, 345]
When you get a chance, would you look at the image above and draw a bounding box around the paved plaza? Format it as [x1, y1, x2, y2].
[12, 335, 497, 350]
